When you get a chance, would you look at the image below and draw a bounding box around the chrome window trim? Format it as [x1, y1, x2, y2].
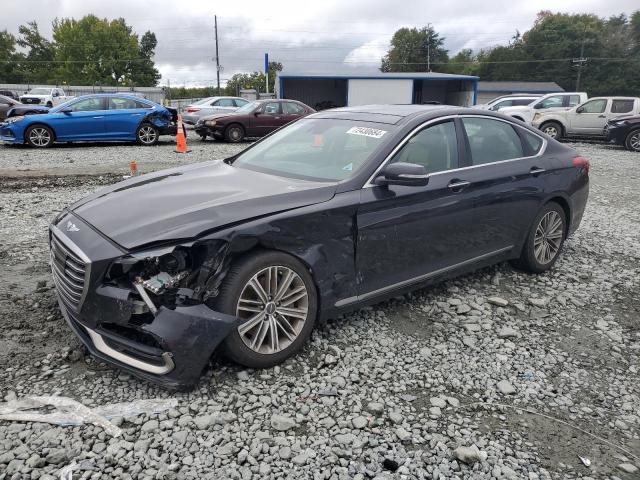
[364, 114, 547, 188]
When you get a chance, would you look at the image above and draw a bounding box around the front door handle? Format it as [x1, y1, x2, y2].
[92, 116, 104, 119]
[131, 113, 142, 116]
[448, 179, 471, 192]
[530, 166, 546, 176]
[598, 115, 606, 118]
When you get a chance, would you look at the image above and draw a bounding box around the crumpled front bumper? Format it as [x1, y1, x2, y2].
[50, 213, 240, 390]
[58, 299, 238, 390]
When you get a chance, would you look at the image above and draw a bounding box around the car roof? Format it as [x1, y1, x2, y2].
[586, 96, 640, 101]
[72, 93, 152, 101]
[311, 104, 449, 125]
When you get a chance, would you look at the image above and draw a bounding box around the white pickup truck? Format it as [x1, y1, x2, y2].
[499, 92, 588, 124]
[19, 87, 72, 108]
[532, 97, 640, 140]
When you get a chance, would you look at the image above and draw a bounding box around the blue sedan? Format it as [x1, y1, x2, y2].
[0, 94, 179, 148]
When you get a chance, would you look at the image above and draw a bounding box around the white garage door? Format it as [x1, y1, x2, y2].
[347, 79, 413, 106]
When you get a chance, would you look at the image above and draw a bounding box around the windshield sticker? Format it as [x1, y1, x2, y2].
[346, 126, 387, 139]
[342, 163, 353, 171]
[313, 134, 324, 147]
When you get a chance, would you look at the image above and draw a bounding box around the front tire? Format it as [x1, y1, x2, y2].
[540, 121, 563, 140]
[136, 123, 159, 146]
[511, 202, 566, 273]
[25, 125, 54, 148]
[624, 129, 640, 152]
[224, 124, 245, 143]
[212, 251, 317, 368]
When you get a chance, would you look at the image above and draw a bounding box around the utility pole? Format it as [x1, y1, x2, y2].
[214, 15, 220, 95]
[427, 23, 432, 72]
[573, 40, 587, 91]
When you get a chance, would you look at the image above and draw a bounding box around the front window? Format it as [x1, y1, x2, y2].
[262, 102, 281, 115]
[28, 88, 51, 95]
[68, 98, 105, 112]
[580, 99, 607, 114]
[232, 119, 394, 182]
[390, 121, 459, 173]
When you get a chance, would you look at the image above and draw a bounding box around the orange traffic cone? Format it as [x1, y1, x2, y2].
[175, 115, 191, 154]
[129, 160, 138, 175]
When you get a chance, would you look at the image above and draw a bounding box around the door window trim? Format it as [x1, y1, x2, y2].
[363, 114, 547, 188]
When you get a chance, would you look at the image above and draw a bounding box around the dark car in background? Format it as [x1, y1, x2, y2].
[0, 90, 19, 101]
[0, 95, 49, 121]
[48, 105, 589, 389]
[605, 115, 640, 152]
[195, 99, 315, 142]
[1, 94, 179, 148]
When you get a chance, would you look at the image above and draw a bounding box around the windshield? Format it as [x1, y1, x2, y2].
[232, 118, 394, 182]
[28, 88, 51, 95]
[235, 101, 258, 114]
[49, 98, 78, 113]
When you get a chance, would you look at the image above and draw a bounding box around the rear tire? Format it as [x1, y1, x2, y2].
[540, 121, 563, 140]
[225, 124, 245, 143]
[136, 123, 159, 146]
[212, 251, 317, 368]
[624, 129, 640, 152]
[25, 125, 54, 148]
[511, 202, 566, 273]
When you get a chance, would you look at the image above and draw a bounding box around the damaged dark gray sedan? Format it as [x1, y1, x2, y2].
[49, 105, 589, 389]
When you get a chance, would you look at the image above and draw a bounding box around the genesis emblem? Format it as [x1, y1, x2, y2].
[66, 221, 79, 232]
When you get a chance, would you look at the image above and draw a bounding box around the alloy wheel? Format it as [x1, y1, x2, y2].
[236, 266, 309, 354]
[229, 127, 242, 141]
[533, 211, 564, 265]
[629, 131, 640, 151]
[138, 125, 157, 144]
[543, 125, 559, 138]
[29, 127, 51, 147]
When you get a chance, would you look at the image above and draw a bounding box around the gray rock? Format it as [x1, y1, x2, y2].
[617, 463, 638, 474]
[335, 433, 356, 445]
[45, 449, 69, 465]
[487, 296, 509, 307]
[497, 380, 516, 394]
[352, 415, 368, 429]
[389, 411, 404, 424]
[430, 397, 447, 408]
[292, 453, 309, 465]
[270, 414, 296, 431]
[453, 445, 481, 465]
[395, 427, 411, 442]
[278, 446, 292, 459]
[498, 327, 518, 338]
[141, 419, 159, 432]
[367, 402, 385, 413]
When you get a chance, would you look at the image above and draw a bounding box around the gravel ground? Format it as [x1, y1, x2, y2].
[0, 140, 638, 480]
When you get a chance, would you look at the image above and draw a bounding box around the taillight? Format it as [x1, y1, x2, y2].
[184, 107, 200, 113]
[573, 156, 590, 172]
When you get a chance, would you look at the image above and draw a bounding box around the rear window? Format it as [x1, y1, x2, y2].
[611, 100, 634, 114]
[521, 129, 544, 155]
[462, 117, 523, 165]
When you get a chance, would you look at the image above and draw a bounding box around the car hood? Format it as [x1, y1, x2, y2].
[70, 160, 337, 250]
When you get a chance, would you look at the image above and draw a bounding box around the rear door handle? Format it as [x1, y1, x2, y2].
[92, 116, 104, 119]
[530, 166, 546, 176]
[448, 179, 471, 192]
[131, 113, 142, 116]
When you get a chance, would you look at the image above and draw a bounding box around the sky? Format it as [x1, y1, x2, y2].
[2, 0, 639, 87]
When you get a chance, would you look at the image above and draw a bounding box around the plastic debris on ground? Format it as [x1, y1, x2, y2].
[0, 395, 178, 437]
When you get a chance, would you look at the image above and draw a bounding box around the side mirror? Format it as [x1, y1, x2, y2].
[254, 111, 261, 116]
[576, 106, 584, 113]
[59, 107, 72, 113]
[533, 103, 543, 109]
[374, 162, 429, 187]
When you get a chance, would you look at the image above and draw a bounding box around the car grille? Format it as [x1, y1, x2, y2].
[50, 231, 89, 312]
[22, 97, 41, 104]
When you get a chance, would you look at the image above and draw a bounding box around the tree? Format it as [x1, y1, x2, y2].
[0, 30, 21, 83]
[131, 31, 161, 86]
[381, 26, 448, 72]
[16, 21, 55, 83]
[447, 49, 479, 76]
[224, 61, 283, 95]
